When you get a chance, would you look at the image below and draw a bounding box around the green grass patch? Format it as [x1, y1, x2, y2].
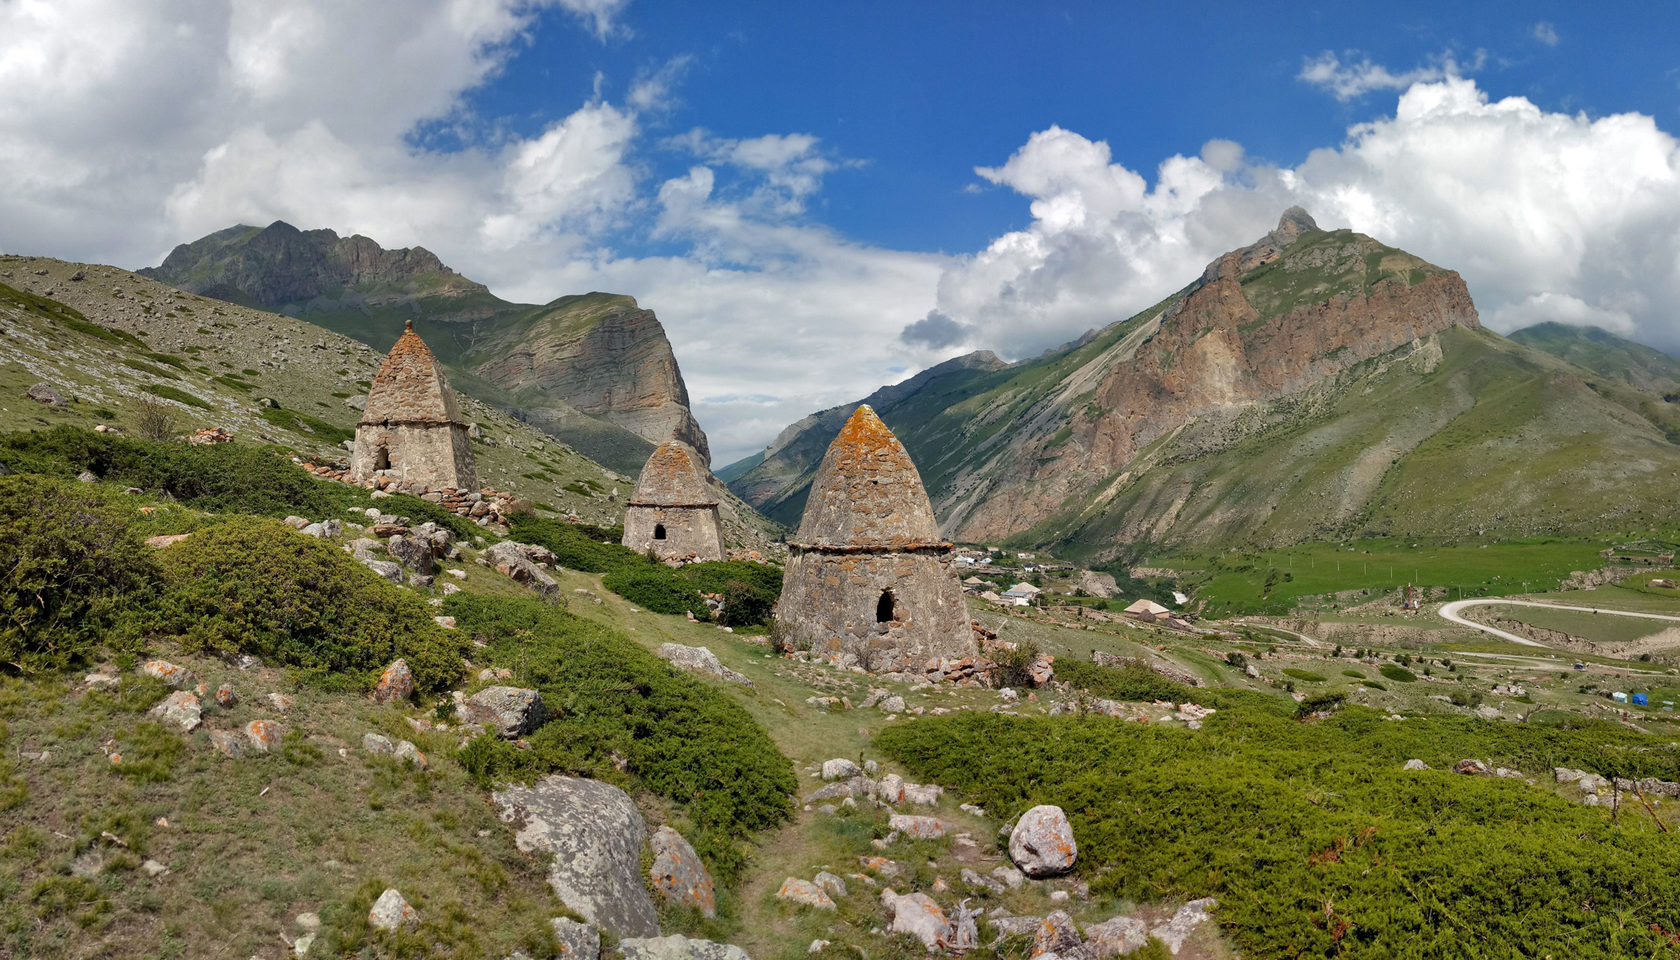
[1378, 665, 1417, 683]
[256, 405, 354, 445]
[880, 706, 1680, 957]
[1281, 668, 1327, 682]
[140, 384, 210, 409]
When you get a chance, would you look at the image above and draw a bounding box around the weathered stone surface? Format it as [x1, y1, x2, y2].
[821, 758, 862, 781]
[208, 729, 246, 758]
[244, 720, 282, 752]
[650, 825, 716, 918]
[1083, 916, 1147, 958]
[1149, 897, 1217, 955]
[902, 783, 942, 806]
[394, 740, 428, 768]
[1454, 759, 1492, 776]
[617, 935, 749, 960]
[386, 535, 436, 574]
[460, 686, 547, 738]
[887, 892, 948, 950]
[267, 693, 294, 712]
[1402, 759, 1429, 771]
[141, 660, 193, 687]
[150, 691, 202, 732]
[372, 659, 414, 704]
[777, 878, 836, 910]
[363, 733, 394, 755]
[812, 871, 848, 899]
[351, 322, 477, 492]
[1033, 911, 1081, 958]
[1010, 805, 1077, 877]
[215, 684, 238, 708]
[878, 695, 907, 714]
[888, 814, 947, 839]
[363, 559, 404, 583]
[624, 442, 724, 561]
[485, 541, 560, 596]
[369, 888, 420, 933]
[805, 777, 873, 803]
[26, 382, 64, 405]
[776, 407, 975, 673]
[552, 917, 602, 960]
[657, 643, 752, 687]
[875, 772, 906, 803]
[493, 775, 659, 937]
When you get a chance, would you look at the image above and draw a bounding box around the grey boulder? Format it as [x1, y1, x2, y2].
[461, 686, 547, 739]
[1009, 805, 1077, 877]
[618, 935, 750, 960]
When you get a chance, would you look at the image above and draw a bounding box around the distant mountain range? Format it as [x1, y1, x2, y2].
[726, 208, 1680, 561]
[141, 222, 707, 475]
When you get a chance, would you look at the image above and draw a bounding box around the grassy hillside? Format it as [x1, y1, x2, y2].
[1509, 321, 1680, 392]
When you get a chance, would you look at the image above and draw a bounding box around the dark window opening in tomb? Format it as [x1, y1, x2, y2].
[374, 447, 391, 471]
[876, 589, 898, 623]
[653, 523, 667, 540]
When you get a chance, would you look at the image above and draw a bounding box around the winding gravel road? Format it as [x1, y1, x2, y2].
[1437, 597, 1680, 648]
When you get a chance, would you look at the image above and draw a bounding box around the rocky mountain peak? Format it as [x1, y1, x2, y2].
[1274, 206, 1319, 240]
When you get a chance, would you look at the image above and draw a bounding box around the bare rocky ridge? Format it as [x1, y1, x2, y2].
[141, 222, 709, 471]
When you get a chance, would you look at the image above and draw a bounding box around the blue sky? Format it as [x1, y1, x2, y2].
[2, 1, 1679, 463]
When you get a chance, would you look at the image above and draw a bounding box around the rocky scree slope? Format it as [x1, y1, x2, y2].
[0, 254, 782, 553]
[142, 221, 708, 475]
[729, 209, 1680, 559]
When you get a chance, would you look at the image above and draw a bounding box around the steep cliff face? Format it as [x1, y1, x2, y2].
[731, 210, 1680, 555]
[142, 222, 709, 470]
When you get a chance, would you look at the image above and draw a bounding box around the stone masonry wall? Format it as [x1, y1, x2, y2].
[776, 548, 974, 672]
[623, 504, 723, 561]
[351, 421, 476, 491]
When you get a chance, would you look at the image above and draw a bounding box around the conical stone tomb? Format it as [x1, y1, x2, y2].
[350, 320, 477, 491]
[623, 440, 724, 561]
[775, 405, 974, 670]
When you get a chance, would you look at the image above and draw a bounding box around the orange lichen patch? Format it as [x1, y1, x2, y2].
[629, 440, 716, 507]
[244, 720, 282, 752]
[360, 321, 464, 426]
[795, 405, 943, 549]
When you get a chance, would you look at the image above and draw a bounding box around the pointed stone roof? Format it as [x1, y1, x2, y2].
[361, 320, 462, 425]
[795, 405, 945, 549]
[630, 440, 717, 507]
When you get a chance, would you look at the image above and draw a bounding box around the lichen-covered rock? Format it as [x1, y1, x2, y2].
[363, 558, 404, 583]
[460, 686, 547, 738]
[552, 917, 601, 960]
[1033, 911, 1081, 958]
[878, 695, 907, 714]
[394, 740, 428, 768]
[215, 684, 238, 708]
[875, 772, 906, 803]
[372, 659, 413, 704]
[650, 825, 715, 918]
[821, 758, 862, 781]
[617, 934, 750, 960]
[362, 733, 394, 755]
[1148, 897, 1217, 955]
[887, 892, 948, 950]
[1083, 916, 1147, 958]
[888, 814, 947, 839]
[26, 382, 65, 405]
[369, 888, 420, 933]
[208, 729, 246, 759]
[493, 775, 659, 937]
[812, 871, 848, 899]
[485, 541, 560, 596]
[149, 691, 201, 732]
[1009, 805, 1076, 877]
[244, 719, 282, 752]
[386, 534, 436, 574]
[657, 643, 753, 687]
[141, 660, 193, 687]
[776, 878, 836, 910]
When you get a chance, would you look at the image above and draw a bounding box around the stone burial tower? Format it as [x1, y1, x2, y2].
[350, 320, 477, 491]
[776, 405, 973, 671]
[623, 440, 724, 561]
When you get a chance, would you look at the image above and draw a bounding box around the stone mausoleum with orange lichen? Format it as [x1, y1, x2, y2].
[775, 405, 974, 671]
[623, 440, 724, 561]
[350, 320, 477, 491]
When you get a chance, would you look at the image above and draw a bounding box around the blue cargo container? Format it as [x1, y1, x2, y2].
[1634, 692, 1650, 706]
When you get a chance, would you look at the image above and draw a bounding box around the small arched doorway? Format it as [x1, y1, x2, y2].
[876, 589, 898, 623]
[653, 523, 667, 541]
[374, 446, 391, 471]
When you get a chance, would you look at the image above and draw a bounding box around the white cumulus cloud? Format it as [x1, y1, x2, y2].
[1298, 49, 1485, 101]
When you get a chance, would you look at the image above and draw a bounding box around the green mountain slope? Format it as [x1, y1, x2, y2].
[730, 210, 1680, 561]
[1509, 321, 1680, 393]
[140, 222, 707, 475]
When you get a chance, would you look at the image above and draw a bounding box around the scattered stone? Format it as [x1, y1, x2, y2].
[26, 382, 65, 405]
[267, 693, 295, 712]
[813, 871, 848, 898]
[960, 868, 1004, 894]
[485, 541, 560, 596]
[141, 660, 193, 687]
[809, 940, 830, 954]
[460, 686, 548, 739]
[208, 730, 246, 759]
[888, 814, 947, 839]
[1402, 759, 1429, 771]
[1084, 916, 1147, 958]
[1033, 911, 1081, 958]
[369, 888, 420, 933]
[903, 783, 942, 806]
[875, 773, 906, 804]
[386, 535, 437, 574]
[84, 672, 120, 690]
[493, 775, 660, 937]
[394, 740, 428, 768]
[244, 720, 282, 752]
[552, 917, 601, 960]
[650, 826, 716, 918]
[372, 659, 414, 704]
[363, 559, 404, 583]
[822, 758, 863, 781]
[434, 615, 457, 629]
[1148, 897, 1217, 955]
[987, 916, 1042, 938]
[805, 777, 875, 803]
[777, 878, 837, 910]
[1009, 805, 1077, 877]
[888, 892, 949, 950]
[142, 859, 170, 878]
[657, 643, 753, 687]
[879, 695, 907, 714]
[297, 912, 321, 931]
[1454, 759, 1492, 776]
[68, 850, 104, 878]
[215, 684, 238, 708]
[363, 733, 394, 755]
[149, 691, 202, 732]
[617, 934, 750, 960]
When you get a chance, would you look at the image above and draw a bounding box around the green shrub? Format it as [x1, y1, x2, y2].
[508, 514, 641, 573]
[1282, 668, 1326, 682]
[141, 384, 210, 409]
[138, 518, 464, 692]
[993, 640, 1043, 689]
[879, 706, 1680, 958]
[1055, 658, 1199, 703]
[676, 561, 783, 597]
[1361, 680, 1387, 691]
[257, 406, 354, 444]
[601, 565, 709, 618]
[1341, 669, 1365, 678]
[717, 580, 775, 628]
[0, 476, 156, 672]
[1379, 664, 1417, 683]
[445, 593, 794, 881]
